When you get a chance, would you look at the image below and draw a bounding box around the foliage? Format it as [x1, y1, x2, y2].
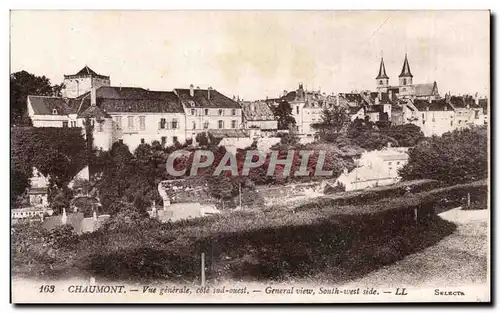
[382, 124, 425, 147]
[10, 70, 63, 126]
[399, 126, 488, 184]
[312, 106, 350, 135]
[11, 127, 88, 199]
[46, 225, 79, 249]
[272, 101, 296, 130]
[49, 188, 73, 215]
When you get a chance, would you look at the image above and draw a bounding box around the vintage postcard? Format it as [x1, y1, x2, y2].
[10, 10, 490, 303]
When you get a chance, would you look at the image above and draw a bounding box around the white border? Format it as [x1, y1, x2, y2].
[2, 1, 497, 311]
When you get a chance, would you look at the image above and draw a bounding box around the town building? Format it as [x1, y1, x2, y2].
[240, 100, 278, 138]
[333, 145, 409, 191]
[280, 84, 337, 136]
[62, 65, 111, 98]
[27, 66, 243, 152]
[174, 85, 243, 140]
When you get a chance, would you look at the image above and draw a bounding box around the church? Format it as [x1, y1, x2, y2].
[375, 53, 440, 101]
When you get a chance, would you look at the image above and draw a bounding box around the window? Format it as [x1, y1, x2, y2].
[161, 136, 167, 147]
[191, 109, 195, 115]
[139, 116, 146, 131]
[475, 111, 479, 119]
[423, 120, 426, 125]
[379, 80, 383, 85]
[141, 138, 145, 144]
[203, 121, 209, 129]
[192, 121, 196, 130]
[172, 118, 178, 129]
[397, 161, 400, 165]
[173, 136, 178, 143]
[232, 109, 236, 116]
[118, 139, 123, 144]
[458, 120, 462, 125]
[388, 162, 392, 166]
[296, 106, 299, 114]
[97, 122, 103, 132]
[159, 118, 166, 129]
[116, 116, 122, 129]
[52, 109, 58, 115]
[450, 120, 453, 126]
[128, 116, 134, 129]
[403, 78, 407, 85]
[218, 120, 224, 129]
[218, 109, 223, 116]
[422, 113, 425, 119]
[231, 120, 237, 129]
[62, 121, 68, 127]
[205, 109, 209, 115]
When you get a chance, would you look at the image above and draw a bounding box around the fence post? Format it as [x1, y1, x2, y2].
[201, 252, 206, 287]
[467, 192, 471, 208]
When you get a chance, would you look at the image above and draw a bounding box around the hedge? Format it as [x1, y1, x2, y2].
[13, 180, 486, 283]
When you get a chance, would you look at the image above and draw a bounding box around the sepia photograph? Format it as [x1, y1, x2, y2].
[9, 10, 490, 303]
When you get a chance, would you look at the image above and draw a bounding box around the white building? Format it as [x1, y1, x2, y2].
[334, 146, 409, 191]
[174, 85, 243, 141]
[27, 67, 244, 152]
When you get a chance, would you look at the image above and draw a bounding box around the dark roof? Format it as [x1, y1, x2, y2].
[342, 93, 363, 104]
[96, 86, 184, 113]
[376, 57, 389, 79]
[281, 91, 297, 102]
[174, 88, 240, 109]
[28, 96, 72, 115]
[64, 66, 109, 80]
[413, 99, 453, 111]
[77, 105, 111, 119]
[241, 101, 275, 121]
[415, 82, 438, 97]
[399, 53, 413, 78]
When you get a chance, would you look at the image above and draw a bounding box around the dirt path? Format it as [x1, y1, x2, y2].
[342, 208, 489, 288]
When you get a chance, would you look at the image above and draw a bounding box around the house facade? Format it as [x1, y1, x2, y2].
[27, 67, 244, 152]
[175, 85, 243, 140]
[241, 100, 278, 137]
[334, 146, 409, 191]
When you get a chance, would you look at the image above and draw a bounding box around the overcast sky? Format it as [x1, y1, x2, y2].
[10, 10, 490, 100]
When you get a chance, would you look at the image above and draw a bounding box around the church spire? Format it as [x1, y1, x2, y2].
[376, 57, 389, 79]
[399, 53, 413, 78]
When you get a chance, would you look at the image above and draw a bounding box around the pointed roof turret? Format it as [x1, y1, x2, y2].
[64, 65, 110, 80]
[376, 57, 389, 80]
[399, 53, 413, 78]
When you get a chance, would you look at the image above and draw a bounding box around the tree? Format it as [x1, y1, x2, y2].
[10, 70, 63, 126]
[313, 106, 350, 133]
[273, 101, 296, 130]
[383, 124, 425, 147]
[399, 126, 488, 184]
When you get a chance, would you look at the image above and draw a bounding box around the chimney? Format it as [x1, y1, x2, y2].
[190, 84, 194, 97]
[208, 86, 213, 100]
[90, 87, 97, 106]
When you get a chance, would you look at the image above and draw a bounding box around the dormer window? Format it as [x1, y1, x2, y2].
[52, 109, 58, 115]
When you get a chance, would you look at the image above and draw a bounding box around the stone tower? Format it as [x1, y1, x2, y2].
[62, 66, 110, 98]
[376, 57, 390, 92]
[398, 53, 414, 97]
